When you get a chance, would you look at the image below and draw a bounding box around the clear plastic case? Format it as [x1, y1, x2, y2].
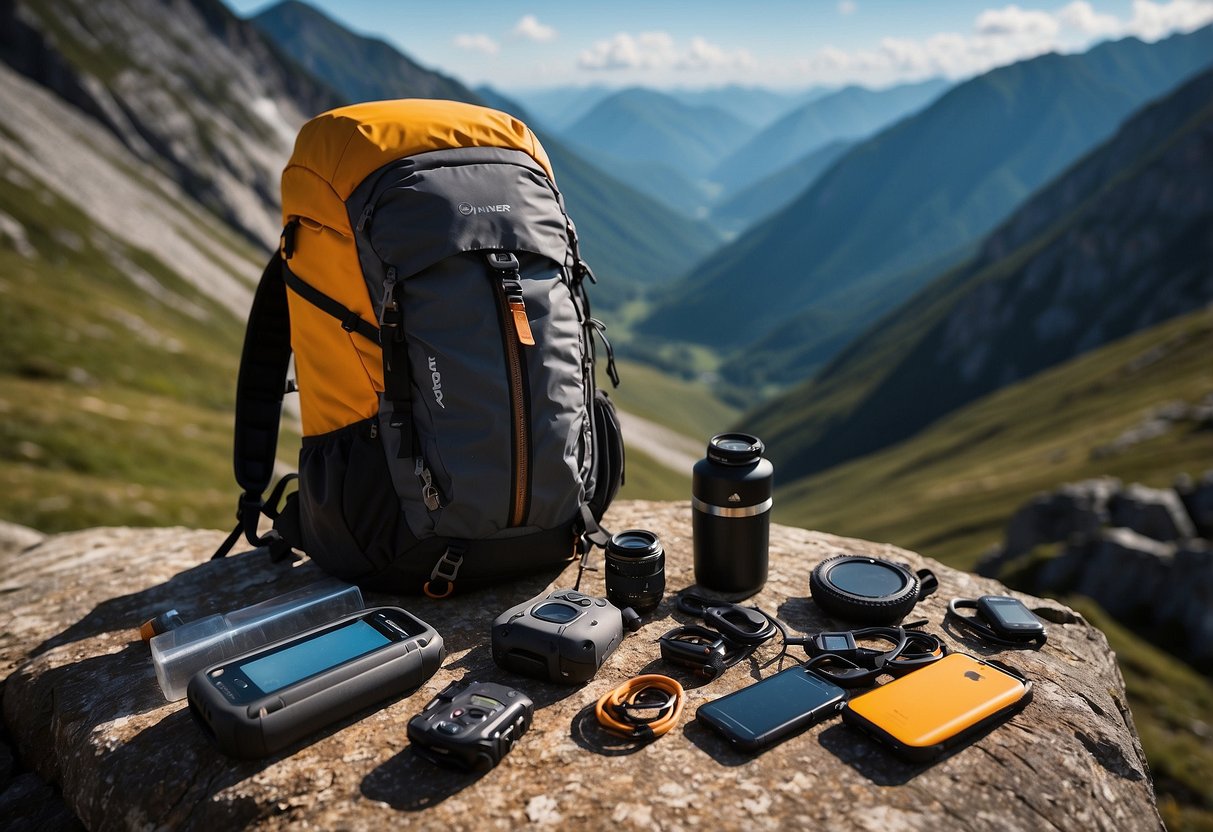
[149, 578, 365, 700]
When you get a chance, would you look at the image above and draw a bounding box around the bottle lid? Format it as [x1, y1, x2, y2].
[706, 433, 764, 466]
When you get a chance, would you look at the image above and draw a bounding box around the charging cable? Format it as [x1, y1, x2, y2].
[595, 674, 685, 740]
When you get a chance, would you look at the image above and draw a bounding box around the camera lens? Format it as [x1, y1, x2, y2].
[605, 529, 665, 614]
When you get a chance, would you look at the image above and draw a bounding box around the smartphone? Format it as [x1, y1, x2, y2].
[187, 607, 444, 758]
[842, 652, 1032, 762]
[697, 666, 847, 751]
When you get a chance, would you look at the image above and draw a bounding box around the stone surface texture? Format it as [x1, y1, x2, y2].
[980, 474, 1213, 669]
[0, 501, 1162, 831]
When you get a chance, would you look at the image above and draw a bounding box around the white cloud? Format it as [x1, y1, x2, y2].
[578, 31, 753, 72]
[514, 14, 557, 42]
[453, 33, 499, 56]
[798, 0, 1213, 84]
[679, 37, 757, 70]
[1057, 1, 1122, 37]
[578, 32, 677, 70]
[838, 0, 858, 14]
[975, 5, 1061, 37]
[1128, 0, 1213, 40]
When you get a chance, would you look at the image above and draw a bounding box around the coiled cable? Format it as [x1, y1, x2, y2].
[595, 674, 685, 739]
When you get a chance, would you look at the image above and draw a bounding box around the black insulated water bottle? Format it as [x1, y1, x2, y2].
[692, 433, 773, 599]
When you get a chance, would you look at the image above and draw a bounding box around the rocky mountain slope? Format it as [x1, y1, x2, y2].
[253, 0, 476, 106]
[754, 64, 1213, 481]
[0, 0, 339, 245]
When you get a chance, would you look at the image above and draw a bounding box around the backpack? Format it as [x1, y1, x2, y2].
[214, 99, 624, 596]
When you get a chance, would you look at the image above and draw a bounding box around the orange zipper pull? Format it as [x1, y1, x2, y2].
[487, 251, 536, 346]
[511, 299, 536, 345]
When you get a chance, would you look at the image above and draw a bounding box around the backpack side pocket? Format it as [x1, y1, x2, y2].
[588, 389, 624, 519]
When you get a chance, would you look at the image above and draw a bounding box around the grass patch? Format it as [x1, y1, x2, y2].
[602, 359, 739, 442]
[615, 445, 691, 503]
[776, 306, 1213, 571]
[0, 162, 285, 533]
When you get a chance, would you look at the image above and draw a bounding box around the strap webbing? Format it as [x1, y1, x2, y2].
[282, 264, 380, 345]
[234, 251, 293, 496]
[215, 250, 296, 560]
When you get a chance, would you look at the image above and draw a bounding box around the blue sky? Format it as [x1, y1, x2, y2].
[225, 1, 1213, 90]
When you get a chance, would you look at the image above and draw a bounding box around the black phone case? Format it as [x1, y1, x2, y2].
[697, 671, 847, 751]
[186, 607, 444, 759]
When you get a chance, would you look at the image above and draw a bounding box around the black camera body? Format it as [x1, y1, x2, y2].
[491, 589, 623, 684]
[407, 679, 533, 772]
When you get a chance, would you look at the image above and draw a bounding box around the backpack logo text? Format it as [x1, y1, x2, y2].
[458, 202, 511, 216]
[428, 356, 446, 409]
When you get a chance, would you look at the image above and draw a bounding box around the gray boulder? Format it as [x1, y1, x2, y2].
[0, 503, 1163, 830]
[1110, 483, 1197, 541]
[1176, 471, 1213, 538]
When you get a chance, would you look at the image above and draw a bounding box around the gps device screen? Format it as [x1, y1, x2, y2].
[982, 597, 1041, 628]
[240, 619, 390, 694]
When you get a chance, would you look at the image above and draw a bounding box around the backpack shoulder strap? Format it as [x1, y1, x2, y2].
[213, 249, 295, 559]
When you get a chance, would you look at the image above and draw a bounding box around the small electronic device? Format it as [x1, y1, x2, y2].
[947, 596, 1047, 648]
[407, 680, 533, 771]
[842, 652, 1032, 762]
[697, 666, 847, 751]
[187, 607, 444, 758]
[659, 624, 753, 679]
[491, 588, 623, 684]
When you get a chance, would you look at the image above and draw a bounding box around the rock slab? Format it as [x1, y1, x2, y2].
[0, 501, 1162, 830]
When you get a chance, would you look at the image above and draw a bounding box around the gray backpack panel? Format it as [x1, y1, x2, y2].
[354, 148, 593, 544]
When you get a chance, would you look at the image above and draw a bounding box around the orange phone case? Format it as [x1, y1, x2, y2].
[842, 653, 1032, 761]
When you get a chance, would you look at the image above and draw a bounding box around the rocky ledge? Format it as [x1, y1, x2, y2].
[0, 501, 1161, 830]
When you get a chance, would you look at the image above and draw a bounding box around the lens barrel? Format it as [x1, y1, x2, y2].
[604, 529, 665, 614]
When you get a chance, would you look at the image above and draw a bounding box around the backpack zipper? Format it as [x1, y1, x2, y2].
[381, 265, 443, 512]
[487, 252, 532, 527]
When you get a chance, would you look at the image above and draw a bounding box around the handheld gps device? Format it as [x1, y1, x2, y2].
[407, 679, 534, 771]
[947, 596, 1047, 648]
[491, 588, 623, 684]
[187, 607, 444, 758]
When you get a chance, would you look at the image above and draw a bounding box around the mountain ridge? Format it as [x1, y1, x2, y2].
[253, 0, 480, 105]
[638, 25, 1213, 383]
[563, 86, 755, 181]
[709, 78, 950, 194]
[753, 63, 1213, 482]
[250, 9, 722, 302]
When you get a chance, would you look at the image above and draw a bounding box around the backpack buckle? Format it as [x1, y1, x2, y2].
[486, 251, 519, 272]
[423, 545, 465, 599]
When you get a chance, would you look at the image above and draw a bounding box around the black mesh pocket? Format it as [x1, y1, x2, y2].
[297, 419, 417, 579]
[588, 390, 624, 519]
